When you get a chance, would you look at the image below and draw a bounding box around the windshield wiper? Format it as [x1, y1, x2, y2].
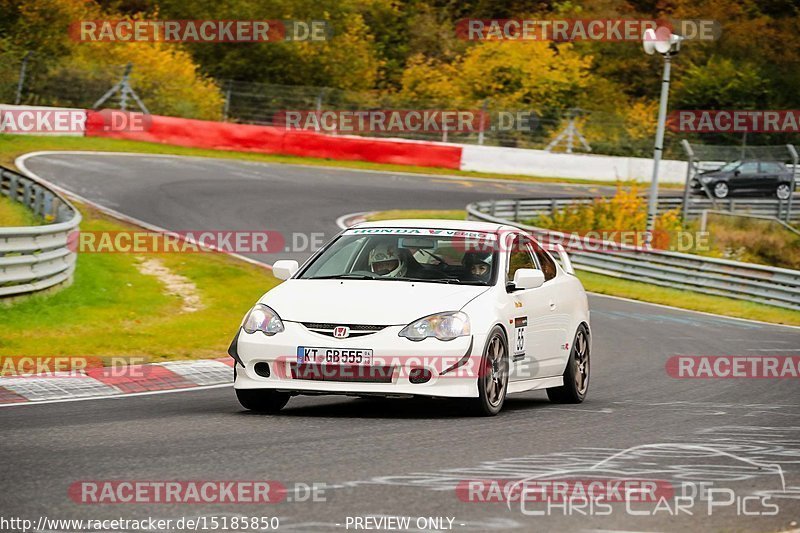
[397, 277, 464, 284]
[307, 274, 377, 280]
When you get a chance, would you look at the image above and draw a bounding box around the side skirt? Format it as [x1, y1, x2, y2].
[507, 376, 563, 394]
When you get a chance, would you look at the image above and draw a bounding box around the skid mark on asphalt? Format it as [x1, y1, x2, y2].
[328, 419, 800, 505]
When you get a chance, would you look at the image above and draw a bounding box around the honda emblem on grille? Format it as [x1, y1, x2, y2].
[333, 326, 350, 339]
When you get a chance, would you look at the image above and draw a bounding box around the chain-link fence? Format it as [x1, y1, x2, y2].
[5, 57, 798, 158]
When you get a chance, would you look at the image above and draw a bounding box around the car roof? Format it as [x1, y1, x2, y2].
[353, 219, 513, 233]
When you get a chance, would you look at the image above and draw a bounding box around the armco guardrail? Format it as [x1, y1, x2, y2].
[478, 195, 799, 224]
[0, 166, 80, 297]
[467, 199, 800, 311]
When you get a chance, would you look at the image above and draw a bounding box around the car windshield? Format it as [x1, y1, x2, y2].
[298, 228, 499, 285]
[718, 160, 742, 172]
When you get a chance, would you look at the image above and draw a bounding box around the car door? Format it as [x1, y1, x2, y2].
[759, 162, 782, 190]
[504, 232, 563, 381]
[733, 161, 760, 190]
[529, 238, 572, 376]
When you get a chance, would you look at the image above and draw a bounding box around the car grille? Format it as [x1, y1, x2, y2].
[290, 363, 395, 383]
[300, 322, 387, 338]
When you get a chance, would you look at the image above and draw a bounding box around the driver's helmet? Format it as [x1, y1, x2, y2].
[463, 251, 493, 282]
[368, 243, 407, 277]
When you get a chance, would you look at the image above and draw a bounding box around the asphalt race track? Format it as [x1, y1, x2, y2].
[2, 152, 799, 532]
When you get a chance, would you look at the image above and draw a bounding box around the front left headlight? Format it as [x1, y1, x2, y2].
[399, 311, 470, 341]
[242, 304, 285, 336]
[700, 176, 714, 183]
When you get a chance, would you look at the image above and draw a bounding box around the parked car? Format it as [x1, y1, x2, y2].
[228, 220, 591, 416]
[690, 160, 795, 199]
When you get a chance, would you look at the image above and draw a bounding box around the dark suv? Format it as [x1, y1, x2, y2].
[690, 160, 796, 200]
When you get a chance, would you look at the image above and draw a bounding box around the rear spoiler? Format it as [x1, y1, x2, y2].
[555, 244, 575, 275]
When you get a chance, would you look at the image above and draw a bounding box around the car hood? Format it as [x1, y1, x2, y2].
[699, 170, 729, 179]
[260, 279, 491, 325]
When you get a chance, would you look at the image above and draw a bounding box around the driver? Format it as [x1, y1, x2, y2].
[368, 243, 407, 277]
[463, 252, 493, 283]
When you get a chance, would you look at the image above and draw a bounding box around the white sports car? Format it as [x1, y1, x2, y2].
[229, 219, 591, 416]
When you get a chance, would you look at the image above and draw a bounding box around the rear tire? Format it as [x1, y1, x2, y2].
[547, 325, 590, 404]
[468, 327, 509, 416]
[236, 389, 290, 413]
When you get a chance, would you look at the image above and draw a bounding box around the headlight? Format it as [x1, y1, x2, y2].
[399, 311, 470, 341]
[700, 176, 714, 183]
[242, 304, 284, 336]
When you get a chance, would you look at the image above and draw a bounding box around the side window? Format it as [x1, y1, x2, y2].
[739, 162, 759, 174]
[530, 240, 557, 281]
[760, 162, 782, 173]
[507, 234, 537, 284]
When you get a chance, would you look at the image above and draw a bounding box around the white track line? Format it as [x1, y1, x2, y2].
[0, 383, 231, 408]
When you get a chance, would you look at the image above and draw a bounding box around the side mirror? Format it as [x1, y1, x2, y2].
[272, 260, 299, 280]
[734, 170, 741, 176]
[513, 268, 545, 290]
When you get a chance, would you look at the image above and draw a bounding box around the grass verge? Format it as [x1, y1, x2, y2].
[0, 133, 682, 188]
[364, 209, 800, 326]
[576, 271, 800, 326]
[0, 195, 42, 226]
[0, 200, 280, 361]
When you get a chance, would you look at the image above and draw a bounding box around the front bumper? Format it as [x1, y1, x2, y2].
[233, 322, 483, 398]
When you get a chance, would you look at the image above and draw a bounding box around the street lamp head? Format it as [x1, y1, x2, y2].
[643, 27, 682, 55]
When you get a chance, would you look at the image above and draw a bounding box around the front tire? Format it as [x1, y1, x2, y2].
[468, 327, 509, 416]
[236, 389, 290, 413]
[776, 183, 792, 200]
[547, 325, 590, 404]
[712, 182, 729, 199]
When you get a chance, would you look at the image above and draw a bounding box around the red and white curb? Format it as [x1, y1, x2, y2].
[0, 358, 234, 407]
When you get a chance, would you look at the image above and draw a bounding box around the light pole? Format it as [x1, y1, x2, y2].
[643, 28, 682, 246]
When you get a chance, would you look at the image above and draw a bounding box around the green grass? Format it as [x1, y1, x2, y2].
[364, 209, 800, 326]
[0, 133, 683, 188]
[577, 271, 800, 326]
[0, 195, 42, 226]
[0, 201, 281, 361]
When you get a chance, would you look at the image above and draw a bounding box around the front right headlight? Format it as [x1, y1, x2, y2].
[242, 304, 284, 336]
[399, 311, 470, 341]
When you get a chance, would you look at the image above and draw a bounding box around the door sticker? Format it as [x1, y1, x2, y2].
[513, 316, 528, 360]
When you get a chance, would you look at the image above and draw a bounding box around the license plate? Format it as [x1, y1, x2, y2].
[297, 346, 373, 366]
